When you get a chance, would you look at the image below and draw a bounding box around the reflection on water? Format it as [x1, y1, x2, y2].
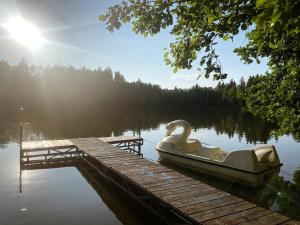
[0, 110, 300, 223]
[258, 170, 300, 220]
[1, 144, 164, 225]
[0, 109, 280, 144]
[76, 161, 165, 225]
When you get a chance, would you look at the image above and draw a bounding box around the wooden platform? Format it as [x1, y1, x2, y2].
[21, 136, 143, 170]
[22, 136, 143, 151]
[21, 137, 300, 225]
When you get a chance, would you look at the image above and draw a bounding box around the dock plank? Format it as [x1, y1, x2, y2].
[202, 207, 272, 225]
[148, 179, 201, 192]
[22, 139, 74, 151]
[144, 176, 193, 188]
[118, 167, 178, 179]
[22, 136, 141, 151]
[191, 201, 257, 222]
[158, 187, 219, 202]
[99, 136, 142, 143]
[113, 164, 173, 174]
[121, 171, 186, 186]
[178, 195, 244, 215]
[170, 191, 232, 208]
[154, 182, 212, 196]
[239, 213, 290, 224]
[282, 221, 300, 225]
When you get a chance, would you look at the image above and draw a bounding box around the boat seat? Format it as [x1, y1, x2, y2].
[207, 150, 228, 161]
[177, 139, 200, 154]
[255, 148, 273, 163]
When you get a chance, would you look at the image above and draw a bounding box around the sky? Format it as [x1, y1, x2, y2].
[0, 0, 268, 89]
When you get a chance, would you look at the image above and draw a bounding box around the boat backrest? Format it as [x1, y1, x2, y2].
[177, 139, 201, 154]
[224, 145, 281, 171]
[254, 145, 278, 163]
[224, 150, 258, 171]
[255, 148, 273, 163]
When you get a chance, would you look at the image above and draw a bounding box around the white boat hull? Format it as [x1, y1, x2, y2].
[157, 149, 281, 187]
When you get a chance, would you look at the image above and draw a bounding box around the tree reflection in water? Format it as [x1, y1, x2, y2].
[0, 109, 279, 145]
[258, 169, 300, 221]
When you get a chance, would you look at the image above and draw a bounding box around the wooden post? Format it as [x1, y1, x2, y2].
[19, 125, 23, 194]
[138, 143, 141, 156]
[19, 125, 23, 173]
[137, 121, 142, 156]
[138, 120, 141, 138]
[132, 121, 135, 136]
[20, 125, 23, 150]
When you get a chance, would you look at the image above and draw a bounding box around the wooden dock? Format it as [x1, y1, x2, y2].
[21, 137, 299, 225]
[21, 136, 143, 170]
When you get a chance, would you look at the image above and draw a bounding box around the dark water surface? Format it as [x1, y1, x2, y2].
[0, 110, 300, 224]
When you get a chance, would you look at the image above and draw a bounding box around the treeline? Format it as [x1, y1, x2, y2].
[0, 59, 245, 120]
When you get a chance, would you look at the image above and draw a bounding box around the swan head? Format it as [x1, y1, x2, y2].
[165, 120, 191, 137]
[165, 122, 177, 136]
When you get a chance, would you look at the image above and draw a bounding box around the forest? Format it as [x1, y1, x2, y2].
[0, 59, 246, 121]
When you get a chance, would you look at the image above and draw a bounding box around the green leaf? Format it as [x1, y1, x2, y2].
[200, 58, 206, 66]
[223, 34, 229, 41]
[271, 8, 282, 24]
[99, 15, 106, 21]
[165, 59, 171, 65]
[164, 51, 169, 58]
[256, 0, 266, 8]
[207, 16, 214, 24]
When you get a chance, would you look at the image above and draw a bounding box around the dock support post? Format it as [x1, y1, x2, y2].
[138, 120, 141, 138]
[138, 143, 141, 156]
[19, 125, 23, 194]
[132, 120, 135, 136]
[20, 125, 23, 150]
[137, 121, 142, 156]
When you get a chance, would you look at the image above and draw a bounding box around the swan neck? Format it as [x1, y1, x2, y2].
[182, 125, 191, 140]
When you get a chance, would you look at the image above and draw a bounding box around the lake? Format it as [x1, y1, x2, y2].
[0, 110, 299, 224]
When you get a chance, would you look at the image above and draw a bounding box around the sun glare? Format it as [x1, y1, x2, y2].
[2, 17, 44, 50]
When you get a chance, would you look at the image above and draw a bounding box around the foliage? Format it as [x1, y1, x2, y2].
[245, 69, 299, 136]
[0, 59, 238, 118]
[99, 0, 260, 79]
[234, 0, 300, 135]
[100, 0, 300, 134]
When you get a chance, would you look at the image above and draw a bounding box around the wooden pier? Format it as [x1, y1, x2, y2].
[21, 136, 143, 170]
[21, 136, 299, 225]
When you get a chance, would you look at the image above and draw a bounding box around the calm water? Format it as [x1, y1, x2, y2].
[0, 110, 300, 224]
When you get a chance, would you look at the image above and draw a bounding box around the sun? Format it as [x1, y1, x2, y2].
[2, 17, 44, 50]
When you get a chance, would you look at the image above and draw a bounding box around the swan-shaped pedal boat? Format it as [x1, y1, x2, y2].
[156, 120, 282, 187]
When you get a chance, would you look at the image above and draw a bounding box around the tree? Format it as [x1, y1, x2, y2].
[100, 0, 300, 134]
[114, 71, 126, 83]
[236, 77, 246, 106]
